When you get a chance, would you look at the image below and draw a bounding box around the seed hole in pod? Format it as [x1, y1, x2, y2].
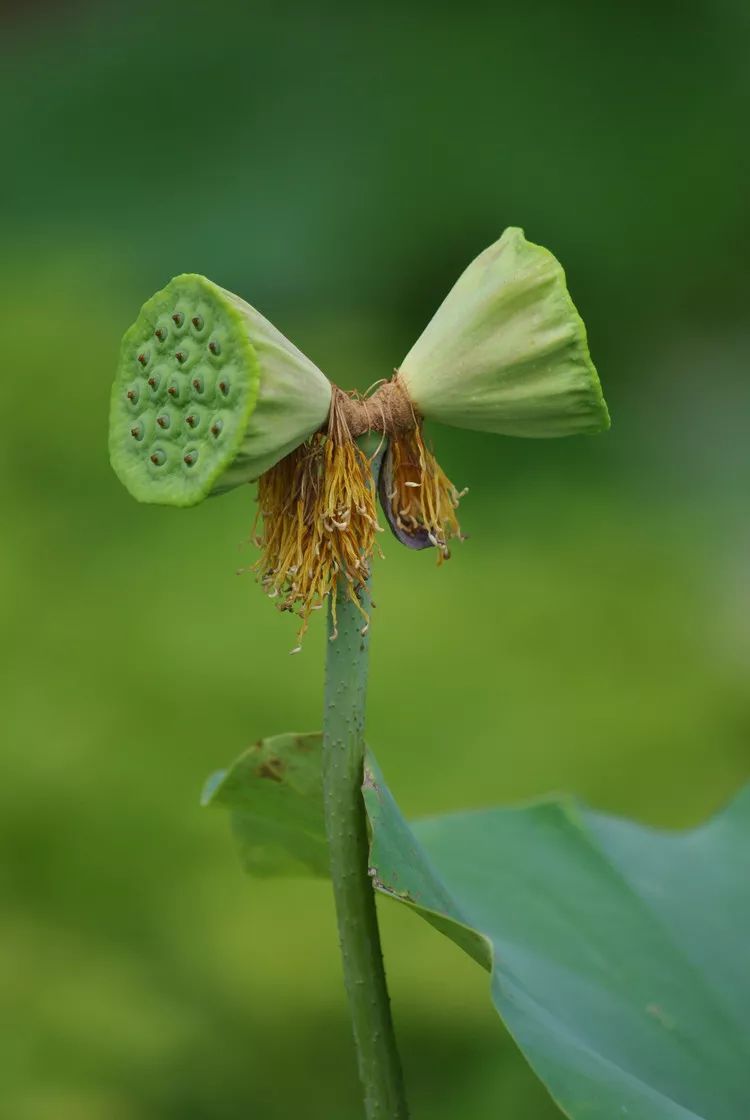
[137, 352, 149, 367]
[219, 379, 229, 396]
[175, 351, 187, 364]
[191, 315, 203, 330]
[147, 374, 160, 390]
[156, 414, 170, 430]
[126, 387, 139, 404]
[172, 312, 184, 327]
[208, 340, 221, 356]
[150, 449, 166, 466]
[154, 326, 167, 341]
[210, 419, 223, 437]
[185, 414, 198, 429]
[183, 450, 198, 467]
[167, 384, 179, 398]
[130, 423, 144, 441]
[191, 376, 204, 394]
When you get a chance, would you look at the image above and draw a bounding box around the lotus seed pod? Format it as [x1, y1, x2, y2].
[109, 274, 332, 506]
[398, 227, 610, 438]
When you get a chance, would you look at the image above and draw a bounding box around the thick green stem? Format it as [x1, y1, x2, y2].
[322, 579, 409, 1119]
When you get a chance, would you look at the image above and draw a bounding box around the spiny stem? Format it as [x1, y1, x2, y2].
[322, 578, 409, 1119]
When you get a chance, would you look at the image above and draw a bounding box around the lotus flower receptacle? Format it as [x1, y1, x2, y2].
[109, 274, 331, 507]
[398, 227, 610, 438]
[108, 229, 611, 647]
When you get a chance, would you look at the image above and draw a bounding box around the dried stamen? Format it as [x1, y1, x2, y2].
[251, 388, 381, 647]
[251, 374, 465, 647]
[381, 424, 465, 562]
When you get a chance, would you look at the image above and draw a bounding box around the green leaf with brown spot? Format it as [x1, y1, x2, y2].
[206, 740, 750, 1119]
[202, 732, 328, 877]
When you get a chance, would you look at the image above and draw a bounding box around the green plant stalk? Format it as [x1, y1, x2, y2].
[322, 578, 409, 1119]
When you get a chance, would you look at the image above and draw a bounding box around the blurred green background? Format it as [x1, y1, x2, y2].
[2, 1, 748, 1117]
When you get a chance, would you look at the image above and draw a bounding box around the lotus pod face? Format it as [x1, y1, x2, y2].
[109, 274, 331, 506]
[398, 228, 610, 438]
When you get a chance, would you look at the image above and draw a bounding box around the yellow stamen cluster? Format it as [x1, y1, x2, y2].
[386, 425, 466, 561]
[252, 394, 382, 649]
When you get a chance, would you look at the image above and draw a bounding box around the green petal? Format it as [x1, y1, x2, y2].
[399, 227, 610, 438]
[109, 274, 331, 507]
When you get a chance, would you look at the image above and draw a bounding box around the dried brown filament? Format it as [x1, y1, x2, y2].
[385, 424, 466, 562]
[252, 390, 382, 648]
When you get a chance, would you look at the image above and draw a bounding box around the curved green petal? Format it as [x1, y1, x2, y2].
[399, 227, 610, 438]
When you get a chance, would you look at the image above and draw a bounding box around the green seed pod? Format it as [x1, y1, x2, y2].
[398, 227, 610, 438]
[110, 274, 331, 506]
